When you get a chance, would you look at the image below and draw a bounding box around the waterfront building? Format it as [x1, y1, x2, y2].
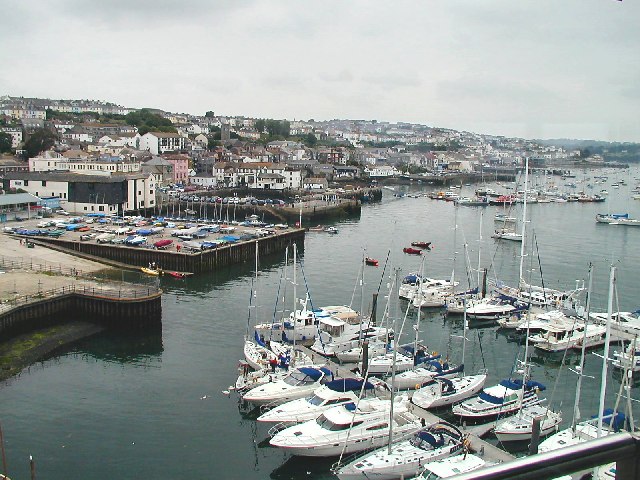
[3, 171, 155, 215]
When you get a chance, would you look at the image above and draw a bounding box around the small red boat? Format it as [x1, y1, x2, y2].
[154, 239, 173, 249]
[166, 271, 186, 279]
[411, 241, 431, 249]
[403, 247, 422, 255]
[365, 257, 379, 266]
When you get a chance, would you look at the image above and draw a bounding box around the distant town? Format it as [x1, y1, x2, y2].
[0, 95, 635, 215]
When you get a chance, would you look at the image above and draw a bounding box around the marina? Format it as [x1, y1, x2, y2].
[1, 168, 640, 479]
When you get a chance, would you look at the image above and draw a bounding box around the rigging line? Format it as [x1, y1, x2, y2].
[476, 330, 486, 371]
[376, 248, 392, 295]
[244, 277, 255, 339]
[267, 261, 286, 342]
[533, 230, 548, 304]
[349, 252, 365, 310]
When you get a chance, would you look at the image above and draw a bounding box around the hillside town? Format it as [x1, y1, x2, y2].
[0, 95, 620, 215]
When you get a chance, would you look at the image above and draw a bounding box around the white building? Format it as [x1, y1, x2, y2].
[364, 165, 400, 177]
[0, 127, 23, 148]
[139, 132, 186, 155]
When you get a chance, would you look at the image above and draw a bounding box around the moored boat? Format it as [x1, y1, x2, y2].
[403, 247, 422, 255]
[365, 257, 379, 266]
[334, 422, 465, 480]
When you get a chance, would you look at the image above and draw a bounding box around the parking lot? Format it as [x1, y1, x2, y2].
[3, 210, 292, 253]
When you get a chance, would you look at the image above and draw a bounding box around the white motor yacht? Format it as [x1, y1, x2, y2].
[269, 396, 421, 457]
[494, 404, 562, 442]
[465, 297, 520, 321]
[452, 378, 545, 420]
[335, 339, 388, 363]
[529, 322, 606, 352]
[411, 374, 487, 409]
[391, 360, 463, 390]
[310, 314, 391, 357]
[590, 310, 640, 337]
[612, 338, 640, 372]
[398, 273, 457, 301]
[242, 366, 333, 406]
[257, 378, 385, 424]
[334, 422, 464, 480]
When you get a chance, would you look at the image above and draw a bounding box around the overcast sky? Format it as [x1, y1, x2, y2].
[1, 1, 638, 142]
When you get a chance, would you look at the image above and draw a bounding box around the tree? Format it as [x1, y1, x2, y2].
[0, 132, 12, 153]
[24, 128, 58, 158]
[254, 119, 266, 134]
[304, 132, 317, 147]
[205, 111, 215, 118]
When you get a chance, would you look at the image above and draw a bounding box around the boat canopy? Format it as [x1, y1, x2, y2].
[402, 274, 422, 284]
[319, 316, 345, 327]
[415, 430, 445, 448]
[499, 378, 546, 391]
[325, 378, 374, 392]
[297, 366, 332, 381]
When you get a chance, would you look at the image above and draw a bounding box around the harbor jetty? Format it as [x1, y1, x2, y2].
[0, 238, 162, 381]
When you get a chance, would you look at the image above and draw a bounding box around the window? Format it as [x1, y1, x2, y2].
[42, 180, 46, 186]
[84, 206, 88, 211]
[99, 206, 104, 212]
[24, 180, 28, 186]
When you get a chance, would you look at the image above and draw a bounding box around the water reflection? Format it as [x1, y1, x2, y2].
[69, 325, 163, 365]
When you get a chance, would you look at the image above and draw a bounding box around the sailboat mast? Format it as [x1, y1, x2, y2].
[292, 244, 297, 350]
[518, 157, 529, 285]
[597, 265, 616, 437]
[572, 263, 593, 429]
[387, 268, 400, 456]
[476, 211, 483, 290]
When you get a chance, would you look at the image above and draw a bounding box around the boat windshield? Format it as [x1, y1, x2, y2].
[284, 371, 317, 386]
[315, 414, 362, 431]
[306, 394, 325, 406]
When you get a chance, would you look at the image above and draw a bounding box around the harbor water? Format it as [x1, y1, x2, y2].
[1, 167, 640, 479]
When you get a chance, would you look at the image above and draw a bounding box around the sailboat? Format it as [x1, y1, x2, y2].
[411, 308, 487, 409]
[334, 422, 465, 480]
[493, 307, 562, 442]
[538, 266, 629, 453]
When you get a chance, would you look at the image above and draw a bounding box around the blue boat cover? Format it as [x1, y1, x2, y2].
[402, 274, 421, 284]
[591, 409, 626, 432]
[416, 431, 444, 448]
[499, 378, 546, 391]
[254, 330, 267, 348]
[344, 402, 357, 411]
[298, 367, 331, 381]
[325, 378, 374, 392]
[479, 392, 504, 404]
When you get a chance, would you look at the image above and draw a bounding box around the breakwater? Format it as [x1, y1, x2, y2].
[0, 283, 162, 338]
[34, 228, 305, 274]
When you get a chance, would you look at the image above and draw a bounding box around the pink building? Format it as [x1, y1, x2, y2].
[161, 153, 190, 184]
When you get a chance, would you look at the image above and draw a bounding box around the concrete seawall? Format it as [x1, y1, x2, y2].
[32, 228, 305, 274]
[0, 284, 162, 338]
